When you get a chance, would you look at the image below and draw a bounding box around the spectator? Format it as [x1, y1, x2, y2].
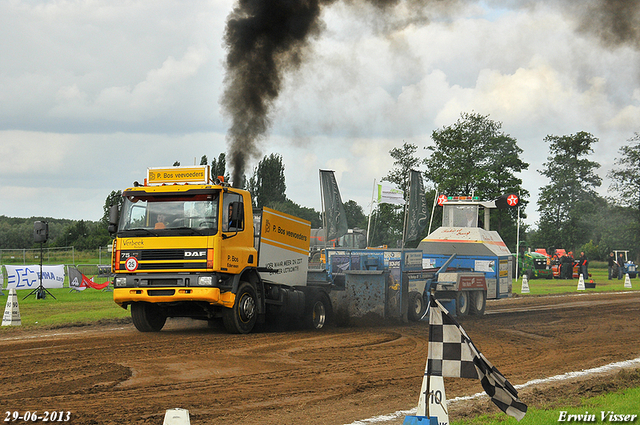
[578, 252, 588, 280]
[607, 252, 616, 280]
[561, 254, 572, 279]
[617, 253, 625, 279]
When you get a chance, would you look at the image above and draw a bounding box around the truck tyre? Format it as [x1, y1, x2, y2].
[305, 292, 332, 330]
[469, 290, 486, 316]
[223, 282, 257, 334]
[131, 302, 167, 332]
[456, 291, 470, 317]
[408, 291, 426, 322]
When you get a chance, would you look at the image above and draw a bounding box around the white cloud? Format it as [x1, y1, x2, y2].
[0, 0, 638, 232]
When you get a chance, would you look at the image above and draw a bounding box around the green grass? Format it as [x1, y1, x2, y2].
[0, 287, 129, 329]
[513, 268, 639, 296]
[1, 263, 637, 329]
[452, 386, 640, 425]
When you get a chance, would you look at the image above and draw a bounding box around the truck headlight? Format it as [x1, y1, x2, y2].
[115, 277, 127, 287]
[198, 276, 213, 286]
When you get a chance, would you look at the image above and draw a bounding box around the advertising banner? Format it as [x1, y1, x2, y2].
[5, 265, 65, 290]
[377, 184, 405, 205]
[319, 170, 348, 241]
[405, 170, 428, 244]
[258, 207, 311, 286]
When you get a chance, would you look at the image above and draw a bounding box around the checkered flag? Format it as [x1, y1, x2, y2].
[427, 298, 527, 421]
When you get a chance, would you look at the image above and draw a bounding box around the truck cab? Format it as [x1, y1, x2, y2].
[109, 166, 268, 333]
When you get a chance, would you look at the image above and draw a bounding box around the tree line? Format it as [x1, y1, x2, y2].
[1, 112, 638, 263]
[373, 113, 639, 262]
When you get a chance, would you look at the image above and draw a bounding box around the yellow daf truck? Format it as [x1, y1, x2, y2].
[108, 166, 331, 334]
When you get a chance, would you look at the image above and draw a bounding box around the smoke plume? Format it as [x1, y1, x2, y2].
[575, 0, 640, 49]
[220, 0, 640, 187]
[221, 0, 333, 187]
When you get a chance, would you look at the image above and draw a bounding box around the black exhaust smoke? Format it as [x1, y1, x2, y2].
[220, 0, 640, 188]
[221, 0, 334, 187]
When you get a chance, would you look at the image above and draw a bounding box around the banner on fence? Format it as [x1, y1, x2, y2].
[68, 267, 110, 291]
[5, 265, 65, 290]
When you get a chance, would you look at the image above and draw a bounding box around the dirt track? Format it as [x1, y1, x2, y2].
[1, 291, 640, 425]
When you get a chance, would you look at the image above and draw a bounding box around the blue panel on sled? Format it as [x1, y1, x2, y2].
[402, 416, 439, 425]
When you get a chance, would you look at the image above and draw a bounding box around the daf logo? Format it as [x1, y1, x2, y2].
[185, 251, 206, 257]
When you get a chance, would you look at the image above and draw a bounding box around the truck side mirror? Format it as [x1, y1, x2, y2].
[230, 201, 243, 227]
[108, 204, 120, 234]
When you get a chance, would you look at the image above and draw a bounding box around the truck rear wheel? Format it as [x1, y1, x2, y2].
[408, 291, 426, 322]
[223, 282, 257, 334]
[305, 292, 331, 330]
[131, 302, 167, 332]
[469, 291, 486, 316]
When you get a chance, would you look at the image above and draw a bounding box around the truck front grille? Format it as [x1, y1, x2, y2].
[119, 249, 208, 272]
[139, 249, 185, 260]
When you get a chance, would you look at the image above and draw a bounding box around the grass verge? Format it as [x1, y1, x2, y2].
[512, 268, 639, 296]
[452, 382, 640, 425]
[0, 287, 130, 329]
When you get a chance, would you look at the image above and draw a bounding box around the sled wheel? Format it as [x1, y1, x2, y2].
[469, 291, 486, 316]
[456, 291, 470, 317]
[408, 291, 427, 322]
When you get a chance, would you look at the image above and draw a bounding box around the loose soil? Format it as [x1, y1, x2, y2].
[1, 291, 639, 425]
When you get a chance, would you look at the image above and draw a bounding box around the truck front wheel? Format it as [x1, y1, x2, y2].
[131, 302, 167, 332]
[223, 282, 257, 334]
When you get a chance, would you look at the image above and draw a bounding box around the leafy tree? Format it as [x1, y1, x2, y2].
[424, 112, 528, 196]
[368, 203, 403, 248]
[211, 153, 230, 183]
[608, 133, 640, 211]
[372, 141, 422, 246]
[269, 200, 322, 228]
[536, 131, 602, 250]
[343, 200, 367, 229]
[250, 153, 287, 208]
[101, 190, 123, 225]
[422, 112, 528, 249]
[384, 141, 421, 197]
[607, 134, 640, 261]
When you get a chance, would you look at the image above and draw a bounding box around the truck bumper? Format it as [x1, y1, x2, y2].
[113, 287, 235, 308]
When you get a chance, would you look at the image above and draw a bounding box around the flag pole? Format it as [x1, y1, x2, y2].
[428, 185, 438, 235]
[367, 179, 376, 248]
[515, 191, 521, 279]
[425, 294, 434, 418]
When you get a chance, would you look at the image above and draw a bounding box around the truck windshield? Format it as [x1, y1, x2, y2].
[119, 194, 219, 234]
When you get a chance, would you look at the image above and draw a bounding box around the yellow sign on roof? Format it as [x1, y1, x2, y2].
[147, 166, 210, 185]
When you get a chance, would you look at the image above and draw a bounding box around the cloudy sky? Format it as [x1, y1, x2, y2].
[1, 0, 638, 229]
